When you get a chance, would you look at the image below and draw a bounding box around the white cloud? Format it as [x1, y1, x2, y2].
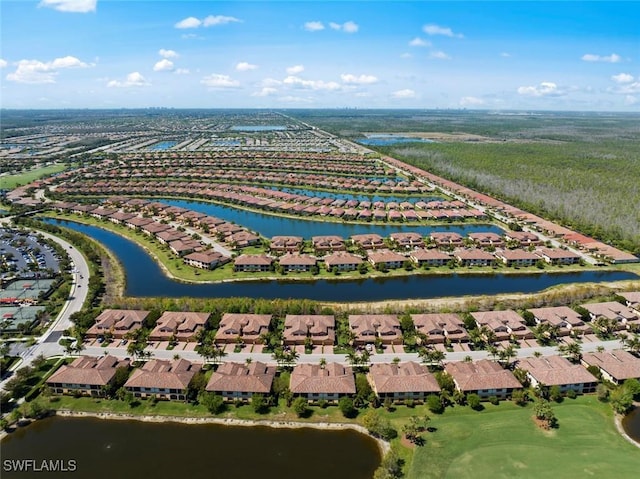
[107, 72, 149, 88]
[392, 89, 416, 99]
[612, 73, 634, 84]
[423, 24, 463, 38]
[235, 62, 258, 72]
[252, 87, 278, 97]
[38, 0, 96, 13]
[278, 95, 313, 104]
[615, 82, 640, 94]
[340, 73, 378, 85]
[262, 78, 282, 87]
[174, 68, 190, 75]
[459, 96, 485, 106]
[304, 21, 325, 32]
[624, 95, 637, 106]
[159, 49, 178, 59]
[409, 37, 430, 47]
[203, 15, 241, 27]
[153, 59, 174, 72]
[517, 81, 562, 97]
[6, 55, 91, 84]
[201, 74, 240, 88]
[0, 59, 7, 68]
[283, 76, 341, 91]
[286, 65, 305, 75]
[175, 16, 201, 29]
[330, 21, 359, 33]
[430, 51, 451, 60]
[581, 53, 621, 63]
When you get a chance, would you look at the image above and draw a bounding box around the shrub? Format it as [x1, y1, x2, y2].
[426, 394, 444, 414]
[339, 396, 357, 418]
[566, 389, 578, 399]
[596, 384, 610, 402]
[292, 397, 310, 418]
[467, 393, 482, 410]
[488, 395, 499, 406]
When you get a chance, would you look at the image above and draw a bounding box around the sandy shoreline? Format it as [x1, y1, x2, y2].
[49, 410, 390, 455]
[614, 404, 640, 450]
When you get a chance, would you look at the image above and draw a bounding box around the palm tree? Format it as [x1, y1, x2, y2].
[623, 334, 640, 355]
[497, 344, 517, 368]
[557, 342, 582, 364]
[319, 357, 327, 369]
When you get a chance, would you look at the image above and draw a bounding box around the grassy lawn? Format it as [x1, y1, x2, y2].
[2, 163, 67, 189]
[407, 396, 640, 479]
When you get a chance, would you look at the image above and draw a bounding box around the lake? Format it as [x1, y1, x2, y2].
[622, 407, 640, 445]
[0, 416, 380, 479]
[357, 134, 435, 146]
[43, 219, 638, 301]
[265, 186, 441, 203]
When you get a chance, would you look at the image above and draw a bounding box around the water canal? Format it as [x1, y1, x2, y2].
[264, 186, 442, 203]
[44, 219, 638, 301]
[0, 416, 381, 479]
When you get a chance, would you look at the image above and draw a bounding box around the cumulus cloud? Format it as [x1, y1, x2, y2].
[517, 81, 562, 97]
[252, 87, 278, 97]
[625, 95, 637, 106]
[392, 89, 416, 99]
[612, 73, 634, 84]
[430, 51, 451, 60]
[459, 96, 485, 106]
[235, 62, 258, 72]
[175, 15, 241, 29]
[153, 59, 174, 72]
[423, 24, 463, 38]
[304, 21, 325, 32]
[409, 37, 430, 47]
[261, 78, 282, 87]
[329, 21, 359, 33]
[159, 49, 178, 59]
[0, 59, 7, 68]
[283, 76, 341, 91]
[286, 65, 305, 75]
[581, 53, 621, 63]
[107, 72, 149, 88]
[174, 68, 190, 75]
[6, 55, 91, 84]
[340, 73, 378, 85]
[200, 74, 240, 88]
[38, 0, 96, 13]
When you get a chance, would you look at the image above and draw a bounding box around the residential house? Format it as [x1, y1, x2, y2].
[518, 355, 598, 394]
[283, 315, 335, 345]
[527, 306, 590, 336]
[411, 313, 469, 344]
[324, 251, 364, 271]
[233, 254, 273, 272]
[124, 359, 201, 401]
[581, 301, 640, 331]
[169, 239, 202, 257]
[183, 250, 229, 270]
[367, 362, 440, 402]
[389, 232, 425, 249]
[454, 248, 496, 267]
[494, 249, 540, 267]
[290, 363, 355, 403]
[270, 236, 303, 253]
[468, 232, 505, 249]
[46, 355, 130, 397]
[504, 231, 542, 247]
[312, 235, 346, 253]
[409, 248, 451, 267]
[619, 292, 640, 311]
[471, 310, 533, 340]
[367, 250, 406, 270]
[348, 314, 402, 346]
[350, 234, 385, 250]
[205, 362, 276, 402]
[430, 232, 464, 248]
[149, 311, 210, 342]
[535, 247, 581, 265]
[581, 350, 640, 384]
[215, 313, 272, 344]
[278, 253, 317, 272]
[444, 359, 522, 399]
[85, 309, 150, 339]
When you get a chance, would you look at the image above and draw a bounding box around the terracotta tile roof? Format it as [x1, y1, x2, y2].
[445, 359, 522, 392]
[368, 362, 440, 394]
[47, 355, 129, 387]
[518, 355, 597, 386]
[215, 313, 271, 340]
[348, 314, 401, 341]
[581, 350, 640, 381]
[581, 301, 639, 321]
[206, 362, 276, 394]
[125, 359, 201, 390]
[290, 363, 356, 394]
[527, 306, 585, 328]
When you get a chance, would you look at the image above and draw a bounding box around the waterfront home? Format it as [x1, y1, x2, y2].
[107, 211, 136, 225]
[526, 306, 590, 336]
[503, 231, 542, 247]
[494, 249, 540, 267]
[471, 310, 533, 340]
[535, 247, 581, 265]
[411, 313, 469, 344]
[468, 232, 505, 249]
[227, 231, 260, 248]
[85, 309, 150, 339]
[215, 313, 272, 344]
[454, 248, 496, 267]
[270, 236, 303, 253]
[348, 314, 402, 346]
[149, 311, 209, 342]
[233, 254, 273, 272]
[409, 248, 451, 267]
[367, 249, 406, 270]
[205, 361, 276, 402]
[430, 232, 464, 248]
[169, 239, 202, 257]
[46, 355, 130, 397]
[518, 356, 598, 395]
[124, 359, 201, 401]
[619, 292, 640, 311]
[323, 251, 364, 271]
[183, 250, 229, 270]
[278, 253, 317, 272]
[580, 301, 640, 331]
[350, 233, 385, 250]
[581, 350, 640, 384]
[283, 315, 335, 345]
[156, 229, 188, 245]
[444, 359, 522, 399]
[367, 362, 440, 402]
[125, 216, 153, 230]
[312, 235, 346, 253]
[389, 232, 425, 249]
[141, 222, 171, 237]
[290, 363, 355, 403]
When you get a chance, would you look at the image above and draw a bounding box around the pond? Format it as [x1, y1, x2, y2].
[43, 219, 638, 301]
[0, 416, 381, 479]
[157, 198, 504, 239]
[357, 134, 435, 146]
[148, 141, 177, 151]
[622, 407, 640, 445]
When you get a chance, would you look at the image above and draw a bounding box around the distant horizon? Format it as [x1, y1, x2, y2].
[1, 1, 638, 111]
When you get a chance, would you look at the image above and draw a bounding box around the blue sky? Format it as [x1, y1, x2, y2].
[1, 0, 638, 110]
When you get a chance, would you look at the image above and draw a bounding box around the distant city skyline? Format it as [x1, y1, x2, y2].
[1, 0, 638, 111]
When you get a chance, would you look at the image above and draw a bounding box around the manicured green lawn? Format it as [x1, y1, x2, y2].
[408, 396, 640, 479]
[2, 164, 67, 189]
